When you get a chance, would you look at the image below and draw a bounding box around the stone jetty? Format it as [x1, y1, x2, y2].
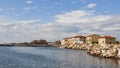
[64, 43, 120, 59]
[88, 44, 120, 59]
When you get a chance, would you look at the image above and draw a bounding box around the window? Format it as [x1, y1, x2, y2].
[103, 41, 104, 43]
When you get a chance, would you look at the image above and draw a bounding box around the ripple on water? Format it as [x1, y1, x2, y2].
[0, 47, 119, 68]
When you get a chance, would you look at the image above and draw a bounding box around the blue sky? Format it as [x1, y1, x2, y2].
[0, 0, 120, 43]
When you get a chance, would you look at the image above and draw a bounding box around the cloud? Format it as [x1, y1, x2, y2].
[55, 10, 112, 24]
[87, 4, 96, 8]
[0, 9, 120, 43]
[26, 0, 33, 4]
[103, 27, 120, 31]
[0, 8, 15, 12]
[0, 19, 41, 32]
[23, 7, 37, 11]
[72, 1, 77, 4]
[54, 9, 120, 39]
[80, 0, 86, 3]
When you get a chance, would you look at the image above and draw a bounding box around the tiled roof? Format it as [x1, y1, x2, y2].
[101, 36, 116, 38]
[63, 35, 86, 39]
[87, 34, 101, 37]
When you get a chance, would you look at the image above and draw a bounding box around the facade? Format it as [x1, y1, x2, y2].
[71, 35, 86, 44]
[61, 39, 66, 45]
[65, 38, 73, 45]
[61, 35, 86, 45]
[99, 36, 116, 44]
[61, 34, 117, 45]
[61, 38, 72, 46]
[86, 34, 101, 44]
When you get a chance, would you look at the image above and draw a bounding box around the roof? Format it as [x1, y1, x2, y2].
[63, 35, 86, 40]
[63, 37, 71, 40]
[100, 36, 116, 39]
[72, 35, 86, 38]
[87, 34, 101, 37]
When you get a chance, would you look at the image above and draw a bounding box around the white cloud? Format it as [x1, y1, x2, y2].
[87, 4, 96, 8]
[16, 20, 41, 25]
[72, 1, 77, 4]
[26, 0, 33, 4]
[0, 9, 120, 43]
[23, 7, 37, 11]
[80, 0, 86, 3]
[103, 27, 120, 31]
[55, 10, 112, 24]
[0, 8, 15, 12]
[54, 9, 120, 40]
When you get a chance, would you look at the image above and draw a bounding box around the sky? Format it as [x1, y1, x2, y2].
[0, 0, 120, 43]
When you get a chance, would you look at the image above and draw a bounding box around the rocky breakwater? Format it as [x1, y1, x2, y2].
[64, 44, 94, 50]
[64, 43, 120, 59]
[88, 44, 120, 59]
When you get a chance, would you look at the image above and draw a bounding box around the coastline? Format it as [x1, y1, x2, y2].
[63, 44, 120, 59]
[0, 43, 120, 60]
[0, 43, 52, 47]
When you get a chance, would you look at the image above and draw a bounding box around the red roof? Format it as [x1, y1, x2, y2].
[101, 36, 116, 39]
[63, 35, 86, 40]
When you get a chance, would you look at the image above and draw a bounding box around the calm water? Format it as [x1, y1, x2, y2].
[0, 47, 120, 68]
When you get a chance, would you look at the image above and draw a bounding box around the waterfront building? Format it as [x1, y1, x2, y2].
[99, 36, 116, 44]
[71, 35, 86, 44]
[61, 35, 86, 45]
[86, 34, 101, 44]
[61, 39, 66, 45]
[61, 37, 72, 46]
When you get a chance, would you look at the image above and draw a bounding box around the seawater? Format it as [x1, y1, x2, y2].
[0, 47, 120, 68]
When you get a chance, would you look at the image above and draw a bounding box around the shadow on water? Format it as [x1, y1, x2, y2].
[0, 47, 120, 68]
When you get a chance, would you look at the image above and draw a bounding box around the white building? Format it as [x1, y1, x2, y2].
[71, 35, 86, 44]
[61, 39, 66, 45]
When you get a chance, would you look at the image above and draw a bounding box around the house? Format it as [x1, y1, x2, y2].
[61, 37, 72, 46]
[86, 34, 101, 44]
[61, 39, 66, 45]
[71, 35, 86, 44]
[99, 36, 116, 44]
[61, 35, 86, 45]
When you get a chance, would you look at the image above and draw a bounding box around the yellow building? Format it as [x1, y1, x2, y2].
[99, 36, 116, 44]
[61, 37, 72, 46]
[86, 34, 101, 44]
[61, 39, 66, 45]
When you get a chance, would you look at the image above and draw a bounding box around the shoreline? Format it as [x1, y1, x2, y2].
[62, 44, 120, 59]
[0, 43, 120, 60]
[0, 43, 52, 47]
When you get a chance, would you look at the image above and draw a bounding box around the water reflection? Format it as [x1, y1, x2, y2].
[0, 47, 119, 68]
